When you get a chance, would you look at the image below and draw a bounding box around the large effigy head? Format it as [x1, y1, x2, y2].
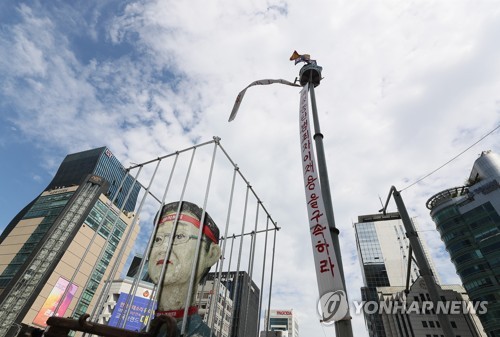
[148, 201, 220, 286]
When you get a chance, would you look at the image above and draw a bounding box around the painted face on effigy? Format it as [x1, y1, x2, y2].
[148, 208, 220, 287]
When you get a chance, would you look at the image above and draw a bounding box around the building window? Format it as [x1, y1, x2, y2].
[450, 321, 457, 328]
[422, 321, 428, 328]
[464, 277, 493, 291]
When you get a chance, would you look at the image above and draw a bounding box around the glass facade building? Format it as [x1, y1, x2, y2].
[0, 190, 74, 288]
[427, 150, 500, 337]
[0, 147, 140, 337]
[71, 199, 130, 318]
[206, 271, 260, 337]
[354, 212, 439, 337]
[46, 147, 139, 212]
[356, 221, 391, 288]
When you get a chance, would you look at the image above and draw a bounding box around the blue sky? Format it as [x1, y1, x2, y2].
[1, 1, 499, 336]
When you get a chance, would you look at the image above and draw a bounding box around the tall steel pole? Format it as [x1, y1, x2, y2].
[299, 64, 354, 337]
[381, 186, 455, 337]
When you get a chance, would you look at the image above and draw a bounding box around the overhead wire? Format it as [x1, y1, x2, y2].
[400, 123, 500, 192]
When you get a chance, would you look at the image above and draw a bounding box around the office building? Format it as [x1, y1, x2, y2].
[426, 150, 500, 337]
[355, 212, 440, 288]
[263, 309, 299, 337]
[124, 256, 257, 337]
[0, 147, 140, 337]
[43, 147, 139, 212]
[355, 212, 439, 337]
[206, 271, 260, 337]
[195, 279, 233, 337]
[354, 212, 485, 337]
[126, 254, 153, 283]
[375, 277, 484, 337]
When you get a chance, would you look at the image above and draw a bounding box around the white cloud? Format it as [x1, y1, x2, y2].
[1, 1, 500, 336]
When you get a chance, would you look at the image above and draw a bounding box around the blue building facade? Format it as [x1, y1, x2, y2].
[427, 150, 500, 337]
[46, 147, 139, 212]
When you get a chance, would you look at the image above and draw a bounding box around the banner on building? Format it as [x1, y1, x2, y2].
[299, 83, 349, 322]
[109, 292, 155, 331]
[33, 277, 78, 327]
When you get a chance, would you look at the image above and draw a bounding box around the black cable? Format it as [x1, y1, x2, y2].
[401, 123, 500, 192]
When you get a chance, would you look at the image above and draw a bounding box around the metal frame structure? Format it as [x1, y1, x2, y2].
[43, 137, 280, 337]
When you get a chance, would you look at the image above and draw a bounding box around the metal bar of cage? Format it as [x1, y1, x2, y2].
[52, 168, 131, 330]
[77, 138, 280, 337]
[226, 185, 250, 336]
[207, 166, 238, 334]
[140, 153, 181, 332]
[180, 140, 219, 335]
[118, 159, 162, 328]
[256, 216, 270, 337]
[153, 148, 197, 318]
[82, 166, 145, 336]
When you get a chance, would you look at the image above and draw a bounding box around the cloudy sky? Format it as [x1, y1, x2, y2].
[1, 0, 499, 336]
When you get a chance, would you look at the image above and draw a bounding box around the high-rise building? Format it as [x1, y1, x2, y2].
[205, 271, 260, 337]
[374, 277, 484, 337]
[426, 150, 500, 337]
[0, 147, 140, 337]
[44, 147, 139, 212]
[263, 309, 299, 337]
[354, 212, 485, 337]
[355, 212, 439, 337]
[355, 212, 440, 289]
[125, 255, 260, 337]
[196, 279, 234, 337]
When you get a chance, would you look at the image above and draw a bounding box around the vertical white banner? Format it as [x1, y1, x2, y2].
[299, 83, 349, 322]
